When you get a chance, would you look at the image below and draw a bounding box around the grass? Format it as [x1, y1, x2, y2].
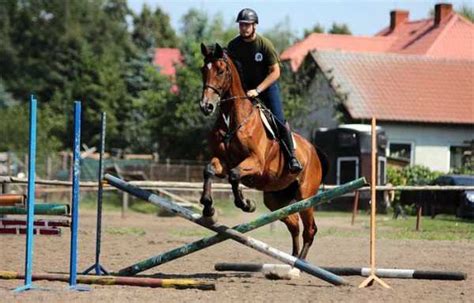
[322, 211, 474, 241]
[105, 227, 146, 236]
[78, 192, 473, 242]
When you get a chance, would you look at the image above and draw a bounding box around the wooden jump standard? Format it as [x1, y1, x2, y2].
[105, 174, 366, 286]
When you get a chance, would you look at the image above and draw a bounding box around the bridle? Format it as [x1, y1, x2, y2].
[202, 54, 259, 146]
[203, 55, 249, 105]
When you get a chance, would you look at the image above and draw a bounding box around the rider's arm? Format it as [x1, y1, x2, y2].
[247, 63, 280, 97]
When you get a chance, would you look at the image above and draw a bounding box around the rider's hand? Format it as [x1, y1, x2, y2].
[247, 89, 259, 98]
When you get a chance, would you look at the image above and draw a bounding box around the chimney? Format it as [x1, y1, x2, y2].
[435, 3, 453, 26]
[390, 10, 409, 31]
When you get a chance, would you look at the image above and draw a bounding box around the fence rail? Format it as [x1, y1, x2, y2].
[2, 176, 474, 191]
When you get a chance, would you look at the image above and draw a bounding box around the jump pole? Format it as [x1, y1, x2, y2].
[14, 95, 38, 292]
[116, 177, 366, 277]
[83, 112, 108, 275]
[107, 174, 366, 285]
[214, 263, 467, 281]
[0, 204, 70, 215]
[0, 271, 215, 290]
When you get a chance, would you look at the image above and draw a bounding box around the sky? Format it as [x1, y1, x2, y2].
[127, 0, 470, 37]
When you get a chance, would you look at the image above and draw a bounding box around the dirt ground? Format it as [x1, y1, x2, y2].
[0, 208, 472, 303]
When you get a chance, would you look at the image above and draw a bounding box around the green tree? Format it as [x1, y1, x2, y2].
[328, 22, 352, 35]
[132, 5, 178, 51]
[303, 23, 325, 38]
[263, 16, 297, 53]
[458, 4, 474, 22]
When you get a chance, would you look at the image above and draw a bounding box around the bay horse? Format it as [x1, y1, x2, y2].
[199, 43, 327, 260]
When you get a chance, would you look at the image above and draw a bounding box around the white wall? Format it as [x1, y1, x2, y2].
[380, 123, 473, 172]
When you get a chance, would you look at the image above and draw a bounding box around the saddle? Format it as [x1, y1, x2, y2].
[257, 104, 278, 140]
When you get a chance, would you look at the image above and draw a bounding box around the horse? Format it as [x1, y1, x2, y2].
[198, 42, 327, 260]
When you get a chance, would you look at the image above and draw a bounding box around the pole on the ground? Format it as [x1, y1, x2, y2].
[1, 271, 215, 290]
[106, 175, 368, 286]
[117, 177, 366, 276]
[358, 117, 390, 289]
[83, 112, 108, 275]
[68, 101, 88, 291]
[14, 95, 38, 292]
[214, 263, 467, 281]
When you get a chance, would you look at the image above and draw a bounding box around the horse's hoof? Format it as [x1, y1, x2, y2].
[202, 205, 215, 217]
[197, 214, 218, 226]
[244, 199, 256, 213]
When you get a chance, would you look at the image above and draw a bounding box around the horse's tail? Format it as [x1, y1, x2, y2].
[314, 145, 329, 183]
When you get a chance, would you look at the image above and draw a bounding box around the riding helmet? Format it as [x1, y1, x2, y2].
[236, 8, 259, 24]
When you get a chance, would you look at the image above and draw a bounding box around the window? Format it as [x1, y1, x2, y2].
[450, 145, 472, 171]
[337, 132, 357, 148]
[389, 142, 412, 164]
[337, 157, 359, 185]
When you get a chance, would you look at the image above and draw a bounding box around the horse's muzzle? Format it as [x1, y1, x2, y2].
[200, 100, 216, 116]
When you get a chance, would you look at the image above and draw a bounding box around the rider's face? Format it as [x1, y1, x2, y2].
[239, 22, 256, 39]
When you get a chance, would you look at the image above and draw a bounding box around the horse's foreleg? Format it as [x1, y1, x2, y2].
[200, 158, 225, 220]
[229, 158, 261, 213]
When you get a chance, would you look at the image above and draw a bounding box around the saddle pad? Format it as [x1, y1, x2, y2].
[258, 108, 297, 149]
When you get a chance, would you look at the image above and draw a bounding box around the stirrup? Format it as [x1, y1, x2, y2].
[288, 157, 303, 173]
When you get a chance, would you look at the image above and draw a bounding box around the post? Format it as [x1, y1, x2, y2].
[83, 112, 108, 275]
[416, 205, 422, 231]
[358, 117, 390, 289]
[122, 192, 129, 219]
[351, 190, 360, 225]
[69, 101, 87, 291]
[46, 155, 52, 180]
[14, 95, 38, 292]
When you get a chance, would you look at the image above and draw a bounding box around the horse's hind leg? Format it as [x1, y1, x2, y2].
[298, 208, 317, 260]
[263, 191, 300, 256]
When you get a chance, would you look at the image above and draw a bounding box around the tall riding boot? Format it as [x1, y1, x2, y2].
[278, 123, 303, 173]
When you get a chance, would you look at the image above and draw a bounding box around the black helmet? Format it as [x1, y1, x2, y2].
[236, 8, 258, 24]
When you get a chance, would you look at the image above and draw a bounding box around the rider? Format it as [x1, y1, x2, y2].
[227, 8, 303, 173]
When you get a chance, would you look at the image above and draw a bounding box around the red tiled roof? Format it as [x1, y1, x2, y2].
[281, 34, 394, 71]
[282, 10, 474, 71]
[153, 48, 183, 76]
[377, 13, 474, 60]
[312, 50, 474, 124]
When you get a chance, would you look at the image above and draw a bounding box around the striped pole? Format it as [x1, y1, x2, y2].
[214, 263, 467, 281]
[14, 95, 37, 292]
[117, 177, 366, 277]
[69, 101, 87, 291]
[106, 175, 366, 286]
[1, 271, 215, 290]
[0, 204, 70, 215]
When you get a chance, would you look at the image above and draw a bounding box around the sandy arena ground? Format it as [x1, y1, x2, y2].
[1, 208, 473, 303]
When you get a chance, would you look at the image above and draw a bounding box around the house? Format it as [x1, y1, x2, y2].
[153, 48, 183, 93]
[281, 3, 474, 173]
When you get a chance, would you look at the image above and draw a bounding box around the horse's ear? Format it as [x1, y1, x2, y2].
[201, 43, 210, 56]
[214, 43, 224, 58]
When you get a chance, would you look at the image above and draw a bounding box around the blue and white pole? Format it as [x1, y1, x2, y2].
[68, 101, 88, 291]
